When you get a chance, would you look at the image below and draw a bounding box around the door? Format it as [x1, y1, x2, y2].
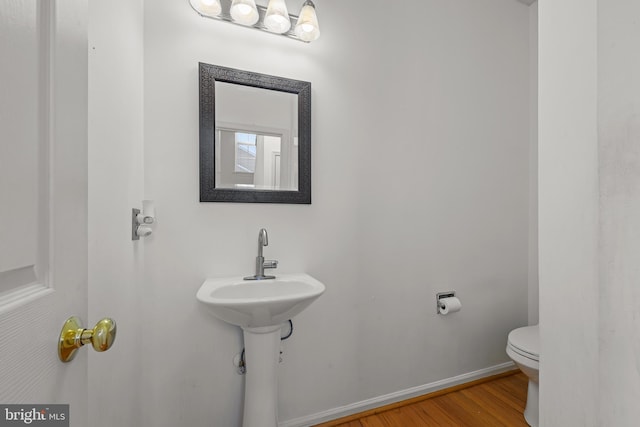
[0, 0, 89, 424]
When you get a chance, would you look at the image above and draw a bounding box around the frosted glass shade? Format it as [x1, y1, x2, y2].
[230, 0, 259, 26]
[294, 0, 320, 42]
[189, 0, 222, 17]
[264, 0, 291, 34]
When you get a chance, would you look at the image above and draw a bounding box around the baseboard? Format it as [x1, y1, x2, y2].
[279, 361, 516, 427]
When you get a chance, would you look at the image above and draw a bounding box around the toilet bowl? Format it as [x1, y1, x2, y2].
[506, 324, 539, 427]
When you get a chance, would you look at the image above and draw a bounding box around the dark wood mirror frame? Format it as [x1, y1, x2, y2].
[199, 63, 311, 204]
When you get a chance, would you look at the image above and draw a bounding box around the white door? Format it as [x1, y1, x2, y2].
[0, 0, 90, 425]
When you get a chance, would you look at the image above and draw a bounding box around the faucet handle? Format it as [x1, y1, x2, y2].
[263, 260, 278, 269]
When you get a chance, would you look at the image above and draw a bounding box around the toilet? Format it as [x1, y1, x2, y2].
[506, 325, 539, 427]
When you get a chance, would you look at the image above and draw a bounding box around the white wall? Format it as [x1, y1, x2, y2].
[88, 0, 144, 425]
[354, 0, 530, 399]
[597, 0, 640, 424]
[135, 0, 531, 425]
[538, 0, 600, 425]
[528, 2, 539, 326]
[539, 1, 640, 425]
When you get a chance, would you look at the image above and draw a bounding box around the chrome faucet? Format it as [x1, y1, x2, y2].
[244, 228, 278, 280]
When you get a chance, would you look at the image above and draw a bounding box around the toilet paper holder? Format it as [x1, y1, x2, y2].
[436, 291, 456, 314]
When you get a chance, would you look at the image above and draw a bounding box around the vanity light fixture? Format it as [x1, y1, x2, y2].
[189, 0, 321, 43]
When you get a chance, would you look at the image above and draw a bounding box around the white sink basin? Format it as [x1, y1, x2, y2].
[197, 273, 325, 328]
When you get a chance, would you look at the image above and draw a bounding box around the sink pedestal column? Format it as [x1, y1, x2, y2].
[241, 325, 282, 427]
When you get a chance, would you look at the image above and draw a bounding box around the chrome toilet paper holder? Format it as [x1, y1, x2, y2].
[436, 291, 456, 314]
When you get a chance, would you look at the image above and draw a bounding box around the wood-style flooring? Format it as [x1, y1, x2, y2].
[313, 371, 529, 427]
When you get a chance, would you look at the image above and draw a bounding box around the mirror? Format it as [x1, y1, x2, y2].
[199, 63, 311, 203]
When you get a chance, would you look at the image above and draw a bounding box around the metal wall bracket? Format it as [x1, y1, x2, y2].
[132, 208, 141, 241]
[436, 291, 456, 314]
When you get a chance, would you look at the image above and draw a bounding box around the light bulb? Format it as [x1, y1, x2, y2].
[264, 0, 291, 34]
[230, 0, 259, 26]
[189, 0, 222, 17]
[294, 0, 320, 42]
[236, 4, 251, 14]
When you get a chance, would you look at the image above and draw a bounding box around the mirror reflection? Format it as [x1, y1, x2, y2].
[216, 128, 298, 190]
[215, 82, 298, 191]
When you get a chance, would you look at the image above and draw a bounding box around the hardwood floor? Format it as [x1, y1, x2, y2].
[313, 371, 529, 427]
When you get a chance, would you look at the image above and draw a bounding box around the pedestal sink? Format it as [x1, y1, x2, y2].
[197, 273, 325, 427]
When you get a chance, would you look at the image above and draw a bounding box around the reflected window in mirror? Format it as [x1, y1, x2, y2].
[215, 127, 297, 191]
[234, 132, 257, 174]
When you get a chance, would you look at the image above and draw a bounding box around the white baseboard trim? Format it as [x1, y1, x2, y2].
[279, 361, 516, 427]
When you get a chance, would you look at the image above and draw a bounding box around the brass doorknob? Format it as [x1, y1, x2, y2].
[58, 316, 117, 363]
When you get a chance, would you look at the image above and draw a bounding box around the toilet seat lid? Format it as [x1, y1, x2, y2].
[508, 325, 539, 361]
